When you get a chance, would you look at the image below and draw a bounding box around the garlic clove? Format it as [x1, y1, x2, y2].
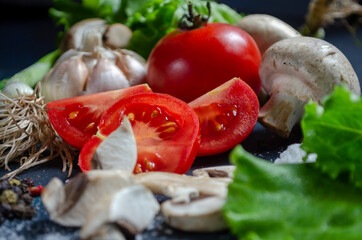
[54, 49, 82, 65]
[115, 49, 147, 86]
[41, 54, 89, 102]
[85, 57, 130, 95]
[103, 23, 132, 49]
[1, 81, 34, 98]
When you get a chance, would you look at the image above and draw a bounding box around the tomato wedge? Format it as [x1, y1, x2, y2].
[47, 84, 152, 149]
[188, 78, 259, 156]
[79, 93, 200, 174]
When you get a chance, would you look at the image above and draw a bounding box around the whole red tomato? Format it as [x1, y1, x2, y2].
[147, 22, 261, 102]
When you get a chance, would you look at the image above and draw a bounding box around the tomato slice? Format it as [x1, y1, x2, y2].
[188, 78, 259, 156]
[47, 84, 152, 149]
[78, 93, 200, 174]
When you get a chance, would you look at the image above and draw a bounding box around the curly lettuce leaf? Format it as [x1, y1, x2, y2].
[301, 86, 362, 187]
[223, 145, 362, 240]
[126, 0, 242, 58]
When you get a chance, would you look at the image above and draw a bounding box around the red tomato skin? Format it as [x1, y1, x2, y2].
[47, 84, 152, 150]
[189, 78, 259, 156]
[147, 23, 261, 102]
[78, 93, 201, 174]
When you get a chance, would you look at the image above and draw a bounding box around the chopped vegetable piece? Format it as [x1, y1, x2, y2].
[223, 145, 362, 240]
[189, 78, 259, 156]
[79, 93, 200, 174]
[301, 85, 362, 187]
[47, 84, 152, 149]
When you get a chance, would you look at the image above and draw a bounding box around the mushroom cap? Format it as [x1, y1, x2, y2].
[236, 14, 301, 55]
[258, 36, 361, 137]
[260, 36, 360, 102]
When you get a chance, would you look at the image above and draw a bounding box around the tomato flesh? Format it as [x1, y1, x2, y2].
[147, 23, 261, 102]
[189, 78, 259, 156]
[79, 93, 200, 174]
[47, 84, 152, 149]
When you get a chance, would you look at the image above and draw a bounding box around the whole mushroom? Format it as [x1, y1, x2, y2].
[236, 14, 301, 104]
[236, 14, 301, 55]
[258, 36, 361, 138]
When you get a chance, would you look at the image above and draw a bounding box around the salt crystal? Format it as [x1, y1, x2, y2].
[274, 143, 317, 164]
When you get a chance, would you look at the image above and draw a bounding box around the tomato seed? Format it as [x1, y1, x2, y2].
[69, 111, 79, 119]
[85, 122, 95, 131]
[127, 113, 135, 121]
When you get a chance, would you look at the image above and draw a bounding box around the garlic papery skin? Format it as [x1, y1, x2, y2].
[40, 46, 147, 102]
[85, 56, 130, 95]
[115, 49, 147, 86]
[60, 18, 132, 53]
[41, 54, 89, 102]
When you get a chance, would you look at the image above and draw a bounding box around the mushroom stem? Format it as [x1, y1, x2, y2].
[258, 91, 307, 138]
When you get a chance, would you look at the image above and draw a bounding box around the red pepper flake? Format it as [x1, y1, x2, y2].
[28, 185, 43, 197]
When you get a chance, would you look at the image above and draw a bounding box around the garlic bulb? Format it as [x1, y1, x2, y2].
[40, 47, 147, 102]
[60, 18, 132, 53]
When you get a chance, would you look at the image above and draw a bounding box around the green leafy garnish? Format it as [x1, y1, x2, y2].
[301, 86, 362, 187]
[126, 0, 242, 58]
[223, 145, 362, 240]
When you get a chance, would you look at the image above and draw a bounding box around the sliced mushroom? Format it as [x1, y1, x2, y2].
[161, 196, 227, 232]
[135, 171, 231, 203]
[80, 185, 160, 239]
[91, 116, 137, 172]
[135, 171, 232, 232]
[258, 36, 361, 138]
[60, 18, 132, 53]
[41, 170, 134, 227]
[192, 165, 235, 179]
[236, 14, 301, 55]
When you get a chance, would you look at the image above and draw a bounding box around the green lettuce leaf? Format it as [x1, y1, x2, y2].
[301, 86, 362, 187]
[223, 145, 362, 240]
[126, 0, 242, 58]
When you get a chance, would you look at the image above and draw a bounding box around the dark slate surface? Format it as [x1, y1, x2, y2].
[0, 1, 361, 239]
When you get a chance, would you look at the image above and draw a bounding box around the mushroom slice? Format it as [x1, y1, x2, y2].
[258, 36, 361, 138]
[91, 116, 137, 172]
[41, 170, 134, 227]
[80, 185, 160, 239]
[192, 166, 236, 179]
[135, 172, 231, 203]
[236, 14, 300, 55]
[161, 196, 227, 232]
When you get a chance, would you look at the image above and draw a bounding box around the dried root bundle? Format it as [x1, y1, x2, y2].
[301, 0, 362, 37]
[0, 87, 74, 179]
